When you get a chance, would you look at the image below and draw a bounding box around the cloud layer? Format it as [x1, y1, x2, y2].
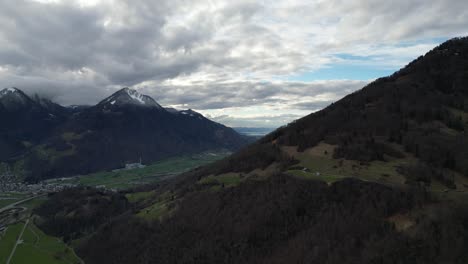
[1, 0, 468, 127]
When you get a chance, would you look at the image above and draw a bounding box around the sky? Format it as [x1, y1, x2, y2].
[1, 0, 468, 127]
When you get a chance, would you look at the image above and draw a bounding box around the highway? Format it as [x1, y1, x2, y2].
[0, 194, 45, 213]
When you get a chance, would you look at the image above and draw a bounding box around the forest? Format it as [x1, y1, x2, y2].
[31, 37, 468, 264]
[74, 175, 468, 264]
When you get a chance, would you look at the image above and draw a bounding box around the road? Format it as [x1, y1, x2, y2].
[6, 218, 29, 264]
[0, 194, 45, 213]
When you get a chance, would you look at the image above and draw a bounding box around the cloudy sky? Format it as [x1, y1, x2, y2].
[1, 0, 468, 127]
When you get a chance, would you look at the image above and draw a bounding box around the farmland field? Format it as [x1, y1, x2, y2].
[0, 193, 30, 209]
[47, 150, 231, 190]
[0, 222, 24, 263]
[5, 221, 81, 264]
[0, 194, 82, 264]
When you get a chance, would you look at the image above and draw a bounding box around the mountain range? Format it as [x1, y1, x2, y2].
[0, 87, 249, 181]
[32, 37, 468, 264]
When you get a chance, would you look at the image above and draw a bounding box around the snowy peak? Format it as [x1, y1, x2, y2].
[0, 87, 25, 98]
[166, 107, 207, 120]
[180, 109, 206, 120]
[0, 87, 34, 110]
[98, 88, 163, 109]
[0, 87, 17, 95]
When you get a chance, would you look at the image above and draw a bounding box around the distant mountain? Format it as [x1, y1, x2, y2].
[0, 87, 249, 181]
[0, 87, 34, 111]
[0, 88, 68, 160]
[96, 87, 163, 109]
[233, 127, 276, 137]
[67, 105, 91, 111]
[32, 94, 69, 115]
[164, 107, 180, 114]
[67, 37, 468, 264]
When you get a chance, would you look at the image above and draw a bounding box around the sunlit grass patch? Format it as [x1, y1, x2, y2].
[198, 173, 243, 187]
[125, 191, 156, 203]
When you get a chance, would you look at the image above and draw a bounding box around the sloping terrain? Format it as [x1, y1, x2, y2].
[259, 37, 468, 190]
[0, 88, 68, 161]
[36, 37, 468, 264]
[0, 88, 249, 181]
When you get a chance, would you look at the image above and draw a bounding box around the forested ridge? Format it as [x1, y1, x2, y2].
[35, 37, 468, 264]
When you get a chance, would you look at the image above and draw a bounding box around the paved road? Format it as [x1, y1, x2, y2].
[6, 218, 29, 264]
[0, 195, 45, 213]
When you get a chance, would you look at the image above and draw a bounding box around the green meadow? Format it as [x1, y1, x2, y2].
[48, 150, 231, 190]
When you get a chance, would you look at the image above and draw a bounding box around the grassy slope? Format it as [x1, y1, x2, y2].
[198, 173, 244, 187]
[137, 199, 173, 221]
[0, 222, 24, 263]
[285, 143, 410, 184]
[0, 195, 82, 264]
[129, 140, 468, 226]
[283, 142, 468, 199]
[11, 223, 81, 264]
[125, 191, 156, 203]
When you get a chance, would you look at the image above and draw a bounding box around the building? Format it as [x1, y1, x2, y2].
[125, 162, 146, 170]
[112, 157, 146, 171]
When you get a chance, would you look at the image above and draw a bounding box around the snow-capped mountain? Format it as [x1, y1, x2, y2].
[0, 87, 249, 181]
[179, 109, 207, 120]
[0, 87, 67, 115]
[166, 108, 206, 118]
[0, 87, 36, 111]
[97, 88, 163, 109]
[0, 87, 19, 96]
[0, 88, 70, 160]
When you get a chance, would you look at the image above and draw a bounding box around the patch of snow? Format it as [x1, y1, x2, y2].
[110, 100, 116, 105]
[181, 111, 188, 115]
[0, 87, 19, 97]
[127, 89, 146, 104]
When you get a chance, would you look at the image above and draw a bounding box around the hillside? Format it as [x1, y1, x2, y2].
[36, 37, 468, 264]
[260, 37, 468, 190]
[159, 37, 468, 196]
[0, 88, 249, 181]
[0, 88, 68, 161]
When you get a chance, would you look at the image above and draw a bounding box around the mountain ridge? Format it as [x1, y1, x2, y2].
[97, 87, 164, 109]
[0, 87, 250, 181]
[61, 36, 468, 264]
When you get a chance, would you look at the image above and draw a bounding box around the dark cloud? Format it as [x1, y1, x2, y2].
[147, 80, 367, 110]
[0, 0, 468, 126]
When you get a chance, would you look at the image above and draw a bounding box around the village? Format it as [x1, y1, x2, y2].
[0, 165, 78, 194]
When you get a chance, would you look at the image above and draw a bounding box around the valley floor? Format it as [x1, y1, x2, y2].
[0, 196, 81, 264]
